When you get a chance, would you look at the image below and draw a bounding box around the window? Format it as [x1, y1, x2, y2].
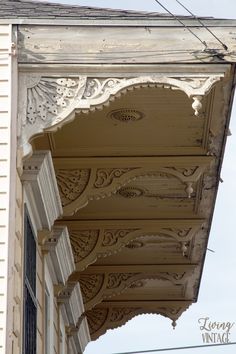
[23, 207, 37, 354]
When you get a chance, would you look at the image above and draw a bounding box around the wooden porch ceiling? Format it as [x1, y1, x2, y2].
[32, 81, 227, 339]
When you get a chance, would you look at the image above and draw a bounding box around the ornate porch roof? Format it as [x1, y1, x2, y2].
[28, 65, 234, 340]
[15, 1, 236, 347]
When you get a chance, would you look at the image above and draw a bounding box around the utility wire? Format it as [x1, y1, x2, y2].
[174, 0, 228, 50]
[111, 341, 236, 354]
[153, 0, 207, 48]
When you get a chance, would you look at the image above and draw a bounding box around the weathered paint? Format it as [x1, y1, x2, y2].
[18, 25, 236, 64]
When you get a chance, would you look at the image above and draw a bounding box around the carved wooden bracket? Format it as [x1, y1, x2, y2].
[59, 219, 204, 272]
[85, 303, 191, 340]
[53, 156, 213, 215]
[76, 268, 195, 310]
[21, 150, 63, 230]
[18, 73, 223, 157]
[57, 282, 85, 328]
[42, 225, 75, 286]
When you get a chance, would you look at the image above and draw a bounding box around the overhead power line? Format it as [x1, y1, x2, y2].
[174, 0, 228, 50]
[111, 341, 236, 354]
[153, 0, 207, 48]
[153, 0, 228, 51]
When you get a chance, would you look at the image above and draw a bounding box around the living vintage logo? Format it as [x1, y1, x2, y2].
[198, 317, 235, 343]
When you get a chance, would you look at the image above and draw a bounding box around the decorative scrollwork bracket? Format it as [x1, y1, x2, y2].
[18, 73, 223, 158]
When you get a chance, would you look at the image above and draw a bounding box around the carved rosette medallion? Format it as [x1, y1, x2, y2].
[125, 240, 144, 249]
[108, 109, 144, 122]
[117, 186, 145, 199]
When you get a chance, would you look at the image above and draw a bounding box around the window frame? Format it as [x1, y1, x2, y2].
[22, 205, 37, 354]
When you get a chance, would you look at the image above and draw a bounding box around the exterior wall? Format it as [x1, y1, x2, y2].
[3, 14, 233, 354]
[20, 151, 84, 354]
[12, 171, 23, 354]
[0, 24, 17, 354]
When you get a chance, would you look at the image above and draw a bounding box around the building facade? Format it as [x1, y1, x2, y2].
[1, 1, 236, 353]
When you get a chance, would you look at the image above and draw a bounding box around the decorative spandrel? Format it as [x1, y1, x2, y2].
[85, 303, 191, 340]
[53, 156, 213, 215]
[77, 270, 192, 310]
[65, 220, 203, 272]
[18, 73, 224, 157]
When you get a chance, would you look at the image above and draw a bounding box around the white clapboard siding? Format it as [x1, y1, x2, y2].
[0, 24, 12, 354]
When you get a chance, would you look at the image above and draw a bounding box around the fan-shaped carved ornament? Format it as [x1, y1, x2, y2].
[86, 304, 191, 340]
[69, 230, 99, 264]
[25, 77, 83, 126]
[77, 271, 190, 310]
[69, 228, 139, 271]
[19, 73, 223, 157]
[56, 169, 90, 207]
[67, 221, 202, 271]
[54, 158, 212, 215]
[79, 274, 105, 304]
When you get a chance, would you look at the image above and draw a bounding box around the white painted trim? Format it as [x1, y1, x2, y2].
[59, 308, 67, 354]
[60, 283, 90, 352]
[18, 63, 231, 75]
[45, 226, 75, 286]
[45, 263, 54, 354]
[23, 185, 43, 234]
[60, 283, 84, 327]
[68, 336, 77, 354]
[60, 303, 69, 328]
[21, 150, 63, 230]
[69, 283, 84, 326]
[1, 18, 236, 26]
[75, 317, 91, 353]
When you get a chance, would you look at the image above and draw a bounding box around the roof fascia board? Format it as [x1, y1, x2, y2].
[1, 18, 236, 27]
[18, 63, 232, 76]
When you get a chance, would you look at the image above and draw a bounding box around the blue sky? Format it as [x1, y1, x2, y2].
[39, 1, 236, 353]
[40, 0, 236, 18]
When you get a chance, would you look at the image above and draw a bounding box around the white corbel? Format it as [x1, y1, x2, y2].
[21, 150, 63, 230]
[43, 226, 75, 286]
[58, 283, 85, 330]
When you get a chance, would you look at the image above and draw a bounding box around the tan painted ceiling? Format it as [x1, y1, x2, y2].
[32, 81, 227, 339]
[33, 87, 208, 157]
